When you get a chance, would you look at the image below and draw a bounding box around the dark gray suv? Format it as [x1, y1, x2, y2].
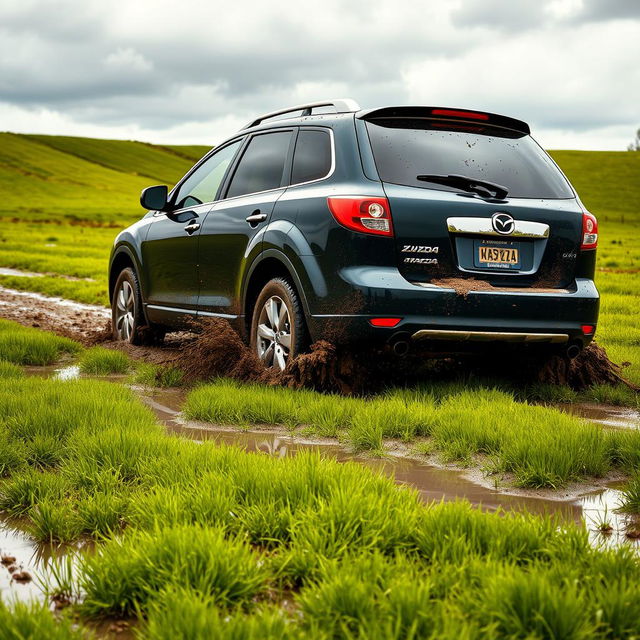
[109, 99, 599, 370]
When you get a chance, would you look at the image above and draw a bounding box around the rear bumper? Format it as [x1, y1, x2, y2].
[306, 267, 599, 348]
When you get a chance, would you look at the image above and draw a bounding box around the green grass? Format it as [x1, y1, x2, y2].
[0, 132, 209, 224]
[0, 346, 639, 638]
[78, 346, 130, 375]
[0, 317, 79, 365]
[620, 474, 640, 514]
[0, 599, 84, 640]
[133, 363, 185, 387]
[184, 379, 640, 488]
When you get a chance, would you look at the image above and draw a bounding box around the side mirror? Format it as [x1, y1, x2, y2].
[140, 185, 169, 211]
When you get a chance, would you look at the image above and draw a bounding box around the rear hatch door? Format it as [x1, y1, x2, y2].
[362, 109, 583, 288]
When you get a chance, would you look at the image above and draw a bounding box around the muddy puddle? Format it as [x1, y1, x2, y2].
[0, 516, 73, 604]
[137, 387, 640, 550]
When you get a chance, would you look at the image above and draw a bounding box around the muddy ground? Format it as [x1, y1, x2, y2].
[0, 284, 635, 394]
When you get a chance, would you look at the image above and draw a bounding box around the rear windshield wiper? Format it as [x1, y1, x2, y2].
[416, 174, 509, 200]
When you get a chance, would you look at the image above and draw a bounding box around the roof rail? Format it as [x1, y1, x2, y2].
[241, 98, 361, 130]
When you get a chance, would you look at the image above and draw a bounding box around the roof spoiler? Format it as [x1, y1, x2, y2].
[358, 106, 530, 135]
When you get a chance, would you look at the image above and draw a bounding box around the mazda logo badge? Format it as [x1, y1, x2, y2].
[491, 212, 515, 235]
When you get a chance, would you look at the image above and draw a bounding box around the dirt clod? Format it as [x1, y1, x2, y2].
[535, 343, 639, 391]
[12, 570, 32, 583]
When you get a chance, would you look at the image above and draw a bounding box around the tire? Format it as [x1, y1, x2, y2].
[250, 278, 307, 371]
[111, 267, 164, 345]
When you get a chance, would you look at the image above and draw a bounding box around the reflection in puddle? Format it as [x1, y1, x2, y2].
[54, 365, 81, 381]
[581, 488, 640, 550]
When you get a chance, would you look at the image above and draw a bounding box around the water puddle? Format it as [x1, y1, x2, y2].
[138, 388, 623, 528]
[558, 402, 640, 430]
[0, 517, 63, 603]
[0, 267, 43, 278]
[0, 268, 95, 282]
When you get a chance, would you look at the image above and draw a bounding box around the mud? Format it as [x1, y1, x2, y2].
[0, 286, 636, 394]
[534, 343, 639, 391]
[430, 277, 568, 297]
[0, 286, 109, 343]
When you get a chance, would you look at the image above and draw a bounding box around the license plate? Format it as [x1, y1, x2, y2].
[475, 240, 521, 270]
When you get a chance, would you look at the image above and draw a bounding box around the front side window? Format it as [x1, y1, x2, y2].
[226, 131, 292, 198]
[291, 129, 332, 184]
[173, 140, 242, 209]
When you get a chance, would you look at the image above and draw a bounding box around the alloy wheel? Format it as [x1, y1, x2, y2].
[115, 280, 135, 341]
[256, 295, 292, 370]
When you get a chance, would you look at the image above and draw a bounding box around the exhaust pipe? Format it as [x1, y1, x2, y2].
[392, 341, 410, 357]
[566, 343, 581, 360]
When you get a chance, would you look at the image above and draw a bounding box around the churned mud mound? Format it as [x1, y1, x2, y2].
[534, 343, 639, 391]
[174, 318, 275, 384]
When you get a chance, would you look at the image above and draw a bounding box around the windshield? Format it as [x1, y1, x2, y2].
[365, 119, 574, 199]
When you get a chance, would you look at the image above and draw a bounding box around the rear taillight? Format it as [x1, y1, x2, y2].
[327, 197, 393, 237]
[369, 317, 402, 327]
[581, 212, 598, 250]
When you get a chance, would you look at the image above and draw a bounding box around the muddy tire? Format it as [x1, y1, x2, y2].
[250, 278, 307, 371]
[112, 268, 163, 345]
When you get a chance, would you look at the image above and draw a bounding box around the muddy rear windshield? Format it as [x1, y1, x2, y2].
[365, 119, 574, 199]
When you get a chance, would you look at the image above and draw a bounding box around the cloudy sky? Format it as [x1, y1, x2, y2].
[1, 0, 639, 149]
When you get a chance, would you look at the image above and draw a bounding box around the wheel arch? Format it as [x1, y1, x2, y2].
[242, 250, 310, 339]
[109, 245, 144, 308]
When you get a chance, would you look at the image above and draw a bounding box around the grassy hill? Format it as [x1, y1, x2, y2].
[549, 150, 640, 222]
[0, 132, 638, 225]
[0, 132, 210, 224]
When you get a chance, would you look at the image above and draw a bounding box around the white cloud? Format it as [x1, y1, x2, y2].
[0, 0, 638, 148]
[104, 47, 153, 73]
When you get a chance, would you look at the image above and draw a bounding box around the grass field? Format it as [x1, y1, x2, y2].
[1, 334, 640, 638]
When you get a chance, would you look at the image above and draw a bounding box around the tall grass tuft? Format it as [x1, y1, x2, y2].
[80, 525, 268, 617]
[78, 346, 130, 375]
[0, 318, 79, 365]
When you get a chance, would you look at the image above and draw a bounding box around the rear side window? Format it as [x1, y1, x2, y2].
[291, 129, 332, 184]
[226, 131, 292, 198]
[365, 119, 573, 199]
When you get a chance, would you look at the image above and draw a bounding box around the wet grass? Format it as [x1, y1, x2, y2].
[133, 363, 185, 387]
[0, 599, 84, 639]
[185, 379, 640, 488]
[620, 474, 640, 514]
[0, 354, 639, 637]
[0, 318, 79, 365]
[78, 346, 130, 375]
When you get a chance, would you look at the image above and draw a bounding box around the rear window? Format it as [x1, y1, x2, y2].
[365, 119, 573, 199]
[291, 129, 332, 184]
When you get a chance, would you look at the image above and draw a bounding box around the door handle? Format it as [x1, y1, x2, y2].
[184, 222, 201, 234]
[245, 212, 267, 226]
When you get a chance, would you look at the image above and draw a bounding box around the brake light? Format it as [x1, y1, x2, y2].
[431, 108, 489, 121]
[581, 212, 598, 250]
[327, 197, 393, 236]
[581, 324, 595, 335]
[370, 318, 402, 327]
